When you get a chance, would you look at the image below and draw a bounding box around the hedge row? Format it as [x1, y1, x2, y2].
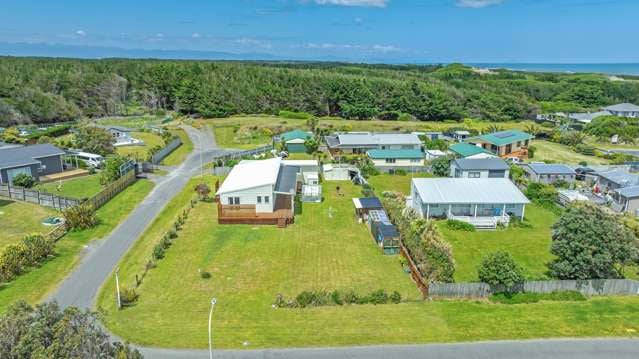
[274, 289, 402, 309]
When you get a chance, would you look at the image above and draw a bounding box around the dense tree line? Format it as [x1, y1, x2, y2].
[2, 57, 639, 126]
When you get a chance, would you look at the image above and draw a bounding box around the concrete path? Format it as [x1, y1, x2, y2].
[140, 338, 639, 359]
[49, 125, 229, 309]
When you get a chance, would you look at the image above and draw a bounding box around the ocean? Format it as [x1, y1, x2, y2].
[467, 63, 639, 76]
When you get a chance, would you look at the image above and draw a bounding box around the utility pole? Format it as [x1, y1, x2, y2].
[208, 297, 217, 359]
[115, 269, 121, 309]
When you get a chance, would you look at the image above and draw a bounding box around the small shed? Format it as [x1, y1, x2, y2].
[279, 130, 312, 153]
[370, 221, 400, 255]
[302, 184, 322, 203]
[352, 197, 383, 221]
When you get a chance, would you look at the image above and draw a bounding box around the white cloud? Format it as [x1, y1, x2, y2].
[456, 0, 504, 8]
[234, 37, 273, 49]
[191, 33, 201, 39]
[312, 0, 388, 7]
[372, 44, 400, 53]
[75, 30, 86, 37]
[297, 42, 400, 53]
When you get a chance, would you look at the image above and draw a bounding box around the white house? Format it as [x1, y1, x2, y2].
[324, 132, 422, 154]
[425, 149, 446, 161]
[450, 158, 510, 179]
[410, 178, 529, 229]
[94, 125, 143, 146]
[366, 149, 424, 168]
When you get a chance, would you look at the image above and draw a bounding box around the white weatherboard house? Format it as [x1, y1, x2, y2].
[215, 157, 298, 226]
[366, 149, 424, 168]
[410, 178, 529, 229]
[324, 132, 422, 154]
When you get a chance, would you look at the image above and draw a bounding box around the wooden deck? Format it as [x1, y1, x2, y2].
[217, 203, 294, 227]
[40, 169, 90, 183]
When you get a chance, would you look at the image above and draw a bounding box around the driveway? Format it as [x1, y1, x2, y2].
[140, 338, 639, 359]
[49, 125, 229, 309]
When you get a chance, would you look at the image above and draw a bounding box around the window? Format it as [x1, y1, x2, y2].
[264, 196, 270, 204]
[385, 158, 396, 164]
[468, 171, 481, 178]
[410, 159, 421, 163]
[257, 196, 262, 204]
[454, 169, 461, 178]
[488, 170, 506, 178]
[227, 197, 240, 205]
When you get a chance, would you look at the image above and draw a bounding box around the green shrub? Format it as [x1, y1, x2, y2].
[152, 244, 165, 260]
[369, 289, 389, 305]
[330, 290, 343, 305]
[477, 251, 524, 291]
[490, 290, 586, 304]
[11, 173, 35, 188]
[343, 290, 359, 304]
[445, 219, 476, 232]
[63, 204, 97, 230]
[390, 291, 402, 304]
[0, 234, 54, 283]
[199, 270, 212, 279]
[120, 287, 138, 305]
[167, 229, 178, 239]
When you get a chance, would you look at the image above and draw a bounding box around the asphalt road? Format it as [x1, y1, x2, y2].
[49, 125, 228, 309]
[140, 339, 639, 359]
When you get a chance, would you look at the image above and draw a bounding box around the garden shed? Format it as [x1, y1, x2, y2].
[353, 197, 383, 222]
[368, 210, 400, 255]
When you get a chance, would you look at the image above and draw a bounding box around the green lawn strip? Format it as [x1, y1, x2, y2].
[98, 179, 423, 348]
[368, 173, 433, 196]
[0, 200, 59, 248]
[439, 204, 557, 282]
[0, 180, 154, 313]
[211, 125, 273, 150]
[161, 128, 194, 166]
[116, 131, 165, 160]
[533, 140, 609, 165]
[37, 174, 103, 199]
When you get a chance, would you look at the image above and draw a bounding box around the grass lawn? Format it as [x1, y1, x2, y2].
[0, 180, 154, 313]
[161, 128, 194, 166]
[533, 140, 609, 165]
[439, 204, 557, 282]
[37, 174, 103, 199]
[116, 132, 165, 160]
[285, 152, 316, 160]
[97, 176, 639, 349]
[198, 115, 538, 150]
[367, 172, 433, 196]
[100, 115, 165, 129]
[0, 200, 59, 248]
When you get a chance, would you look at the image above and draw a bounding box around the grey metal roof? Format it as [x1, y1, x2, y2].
[274, 165, 299, 194]
[328, 132, 421, 148]
[453, 158, 509, 171]
[412, 178, 530, 205]
[359, 197, 383, 209]
[616, 185, 639, 198]
[527, 163, 575, 175]
[602, 103, 639, 112]
[94, 124, 133, 132]
[0, 144, 65, 170]
[0, 142, 23, 150]
[596, 169, 639, 187]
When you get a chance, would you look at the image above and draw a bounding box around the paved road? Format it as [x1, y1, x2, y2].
[49, 125, 229, 309]
[140, 338, 639, 359]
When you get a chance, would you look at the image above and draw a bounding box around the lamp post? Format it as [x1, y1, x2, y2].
[208, 297, 217, 359]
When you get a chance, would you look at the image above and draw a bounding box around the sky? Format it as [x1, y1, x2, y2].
[0, 0, 638, 63]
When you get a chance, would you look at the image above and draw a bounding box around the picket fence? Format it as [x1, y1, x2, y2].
[429, 279, 639, 298]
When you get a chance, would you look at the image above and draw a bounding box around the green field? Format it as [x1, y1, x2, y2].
[38, 175, 103, 199]
[100, 115, 166, 129]
[0, 180, 154, 313]
[97, 175, 639, 349]
[116, 131, 165, 160]
[198, 115, 538, 150]
[161, 128, 194, 166]
[439, 204, 557, 282]
[0, 200, 59, 248]
[533, 140, 609, 165]
[367, 173, 433, 196]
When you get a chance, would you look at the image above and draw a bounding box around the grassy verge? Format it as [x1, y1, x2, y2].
[37, 174, 103, 199]
[0, 200, 58, 248]
[439, 204, 557, 282]
[161, 128, 194, 166]
[116, 132, 164, 159]
[0, 180, 154, 313]
[533, 140, 609, 165]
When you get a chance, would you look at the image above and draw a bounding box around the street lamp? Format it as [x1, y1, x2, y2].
[208, 297, 217, 359]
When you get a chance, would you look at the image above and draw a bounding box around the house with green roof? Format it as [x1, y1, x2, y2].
[278, 130, 312, 153]
[448, 143, 496, 159]
[366, 149, 424, 169]
[466, 130, 533, 160]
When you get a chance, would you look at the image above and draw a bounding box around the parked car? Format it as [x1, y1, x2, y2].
[575, 167, 595, 181]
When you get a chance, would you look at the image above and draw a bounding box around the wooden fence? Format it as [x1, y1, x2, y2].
[150, 137, 182, 164]
[0, 184, 81, 210]
[429, 279, 639, 298]
[85, 170, 137, 209]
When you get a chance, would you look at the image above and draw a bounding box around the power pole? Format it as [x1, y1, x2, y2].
[115, 269, 122, 309]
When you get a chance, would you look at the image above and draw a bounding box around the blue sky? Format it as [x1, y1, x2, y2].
[1, 0, 638, 62]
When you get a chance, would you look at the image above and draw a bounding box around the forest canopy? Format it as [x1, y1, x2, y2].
[1, 57, 639, 126]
